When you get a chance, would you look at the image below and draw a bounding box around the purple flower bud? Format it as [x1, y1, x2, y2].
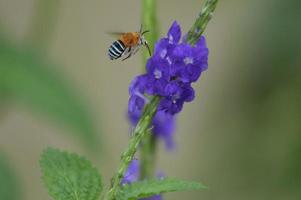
[167, 21, 181, 44]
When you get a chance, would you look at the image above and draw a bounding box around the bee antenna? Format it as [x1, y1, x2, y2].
[142, 30, 150, 35]
[139, 24, 143, 34]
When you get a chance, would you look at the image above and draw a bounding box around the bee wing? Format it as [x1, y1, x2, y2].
[106, 32, 125, 38]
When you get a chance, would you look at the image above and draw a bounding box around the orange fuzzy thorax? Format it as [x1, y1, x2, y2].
[120, 32, 140, 47]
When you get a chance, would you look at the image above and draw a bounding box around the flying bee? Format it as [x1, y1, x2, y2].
[107, 25, 151, 61]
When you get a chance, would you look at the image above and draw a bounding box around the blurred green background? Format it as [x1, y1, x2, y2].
[0, 0, 300, 200]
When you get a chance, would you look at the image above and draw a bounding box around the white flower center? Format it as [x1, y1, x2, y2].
[154, 69, 162, 79]
[166, 56, 172, 65]
[160, 49, 167, 58]
[134, 91, 149, 104]
[184, 57, 194, 65]
[168, 34, 174, 43]
[172, 93, 180, 104]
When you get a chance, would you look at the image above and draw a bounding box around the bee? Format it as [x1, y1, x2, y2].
[108, 25, 151, 61]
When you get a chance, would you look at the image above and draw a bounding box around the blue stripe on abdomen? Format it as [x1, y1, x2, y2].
[114, 40, 125, 51]
[108, 40, 125, 60]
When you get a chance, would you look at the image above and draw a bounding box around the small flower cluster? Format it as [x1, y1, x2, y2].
[122, 160, 162, 200]
[128, 21, 208, 116]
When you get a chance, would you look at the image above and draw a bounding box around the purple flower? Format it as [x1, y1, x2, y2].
[159, 81, 195, 115]
[121, 159, 140, 185]
[171, 40, 208, 83]
[128, 75, 150, 113]
[129, 22, 208, 115]
[152, 111, 175, 149]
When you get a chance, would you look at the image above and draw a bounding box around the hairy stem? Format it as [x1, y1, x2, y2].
[186, 0, 218, 45]
[106, 96, 161, 200]
[140, 0, 159, 180]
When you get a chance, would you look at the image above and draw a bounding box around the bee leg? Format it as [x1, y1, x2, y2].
[122, 53, 132, 61]
[131, 46, 140, 56]
[121, 47, 132, 61]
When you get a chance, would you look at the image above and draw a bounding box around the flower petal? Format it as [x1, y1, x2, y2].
[121, 159, 140, 185]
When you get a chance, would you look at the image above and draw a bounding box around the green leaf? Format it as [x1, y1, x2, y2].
[40, 147, 102, 200]
[116, 178, 207, 200]
[0, 38, 100, 150]
[0, 153, 20, 200]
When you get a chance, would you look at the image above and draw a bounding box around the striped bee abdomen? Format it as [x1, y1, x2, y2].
[108, 40, 126, 60]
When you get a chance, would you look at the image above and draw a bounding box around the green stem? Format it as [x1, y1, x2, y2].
[140, 0, 159, 180]
[142, 0, 159, 64]
[28, 0, 61, 50]
[105, 96, 161, 200]
[186, 0, 218, 45]
[140, 132, 157, 179]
